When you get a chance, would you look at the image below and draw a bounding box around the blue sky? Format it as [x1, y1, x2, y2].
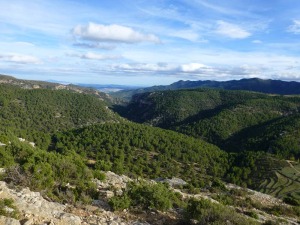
[1, 0, 300, 86]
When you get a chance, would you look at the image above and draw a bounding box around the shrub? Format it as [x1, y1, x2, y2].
[244, 210, 259, 219]
[283, 196, 300, 206]
[292, 206, 300, 217]
[211, 178, 227, 191]
[230, 188, 250, 197]
[109, 181, 183, 212]
[0, 198, 20, 219]
[93, 170, 106, 181]
[212, 193, 234, 206]
[0, 148, 14, 167]
[185, 198, 259, 225]
[128, 182, 182, 211]
[109, 194, 131, 211]
[267, 204, 300, 218]
[263, 220, 280, 225]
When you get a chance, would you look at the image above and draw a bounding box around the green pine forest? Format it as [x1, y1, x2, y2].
[119, 88, 300, 159]
[0, 80, 300, 224]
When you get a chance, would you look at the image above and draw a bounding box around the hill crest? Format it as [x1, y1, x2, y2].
[111, 78, 300, 101]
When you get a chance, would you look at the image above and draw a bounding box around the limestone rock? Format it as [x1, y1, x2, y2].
[0, 216, 20, 225]
[0, 181, 81, 225]
[155, 177, 187, 187]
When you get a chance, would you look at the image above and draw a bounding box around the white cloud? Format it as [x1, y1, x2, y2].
[180, 63, 210, 72]
[287, 20, 300, 34]
[0, 53, 41, 64]
[72, 23, 161, 44]
[215, 21, 251, 39]
[111, 63, 176, 72]
[73, 42, 116, 50]
[107, 59, 300, 81]
[68, 52, 120, 60]
[111, 62, 217, 77]
[252, 40, 262, 44]
[170, 30, 199, 42]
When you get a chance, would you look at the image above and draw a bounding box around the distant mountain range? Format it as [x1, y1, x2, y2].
[111, 78, 300, 100]
[0, 74, 113, 103]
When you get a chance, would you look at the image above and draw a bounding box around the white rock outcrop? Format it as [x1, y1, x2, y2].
[0, 181, 81, 225]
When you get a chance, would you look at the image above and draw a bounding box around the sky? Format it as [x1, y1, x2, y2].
[1, 0, 300, 86]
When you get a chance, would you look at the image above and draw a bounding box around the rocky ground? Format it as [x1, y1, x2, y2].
[0, 172, 177, 225]
[0, 171, 299, 225]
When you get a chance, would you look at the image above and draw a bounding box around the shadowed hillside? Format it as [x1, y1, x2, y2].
[117, 88, 300, 159]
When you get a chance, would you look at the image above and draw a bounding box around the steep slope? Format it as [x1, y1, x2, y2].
[224, 113, 300, 158]
[0, 84, 228, 185]
[227, 151, 300, 201]
[118, 89, 300, 158]
[51, 122, 228, 180]
[0, 84, 120, 149]
[178, 97, 299, 147]
[121, 89, 268, 127]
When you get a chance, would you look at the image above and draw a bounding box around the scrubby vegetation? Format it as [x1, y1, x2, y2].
[0, 136, 97, 204]
[185, 198, 259, 225]
[0, 198, 20, 219]
[109, 182, 182, 211]
[1, 79, 300, 224]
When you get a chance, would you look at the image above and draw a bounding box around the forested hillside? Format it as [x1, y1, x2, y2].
[224, 113, 300, 159]
[0, 80, 300, 224]
[118, 89, 300, 159]
[51, 122, 227, 180]
[0, 82, 229, 192]
[0, 84, 120, 149]
[121, 89, 269, 126]
[0, 74, 113, 103]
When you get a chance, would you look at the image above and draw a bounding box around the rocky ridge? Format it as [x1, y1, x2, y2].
[0, 181, 81, 225]
[0, 74, 113, 103]
[0, 172, 170, 225]
[0, 171, 299, 225]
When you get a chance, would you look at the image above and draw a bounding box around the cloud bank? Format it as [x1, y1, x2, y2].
[0, 54, 41, 64]
[68, 52, 120, 60]
[72, 23, 161, 44]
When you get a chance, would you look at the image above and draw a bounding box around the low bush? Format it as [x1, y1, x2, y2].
[283, 196, 300, 206]
[0, 198, 20, 219]
[267, 204, 300, 218]
[109, 181, 183, 212]
[185, 198, 259, 225]
[109, 194, 131, 211]
[93, 170, 106, 181]
[244, 210, 259, 219]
